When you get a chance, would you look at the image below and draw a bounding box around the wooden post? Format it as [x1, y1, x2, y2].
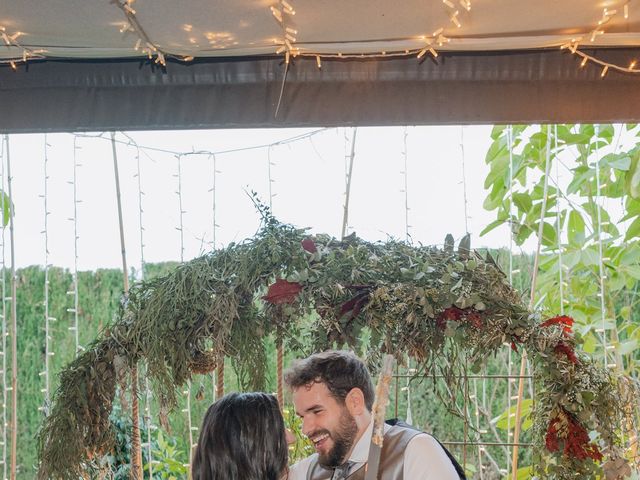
[111, 132, 142, 480]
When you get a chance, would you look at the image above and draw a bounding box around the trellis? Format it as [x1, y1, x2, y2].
[0, 127, 635, 480]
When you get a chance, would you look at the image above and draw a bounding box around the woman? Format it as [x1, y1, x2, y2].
[192, 392, 290, 480]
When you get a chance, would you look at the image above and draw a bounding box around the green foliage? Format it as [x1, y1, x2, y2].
[0, 190, 11, 227]
[37, 205, 633, 479]
[483, 124, 640, 479]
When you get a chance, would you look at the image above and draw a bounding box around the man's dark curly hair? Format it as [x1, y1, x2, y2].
[284, 350, 375, 411]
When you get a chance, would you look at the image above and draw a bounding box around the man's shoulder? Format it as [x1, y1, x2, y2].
[288, 453, 317, 480]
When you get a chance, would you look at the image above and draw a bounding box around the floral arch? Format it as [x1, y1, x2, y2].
[38, 211, 636, 479]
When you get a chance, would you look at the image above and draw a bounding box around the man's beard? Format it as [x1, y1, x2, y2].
[317, 408, 358, 468]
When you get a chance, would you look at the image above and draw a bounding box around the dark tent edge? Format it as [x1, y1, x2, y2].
[1, 48, 640, 132]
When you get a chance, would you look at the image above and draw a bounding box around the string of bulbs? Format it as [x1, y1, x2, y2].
[560, 2, 637, 77]
[0, 25, 45, 70]
[0, 0, 638, 78]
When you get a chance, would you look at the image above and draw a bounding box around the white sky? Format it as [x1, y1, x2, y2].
[2, 126, 517, 271]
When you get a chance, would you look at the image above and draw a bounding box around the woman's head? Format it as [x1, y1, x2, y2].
[192, 392, 289, 480]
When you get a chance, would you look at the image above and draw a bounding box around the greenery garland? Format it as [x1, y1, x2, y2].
[38, 205, 636, 479]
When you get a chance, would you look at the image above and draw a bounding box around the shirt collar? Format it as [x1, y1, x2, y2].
[347, 418, 390, 464]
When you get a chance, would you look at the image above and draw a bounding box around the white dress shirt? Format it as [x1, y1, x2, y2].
[289, 420, 460, 479]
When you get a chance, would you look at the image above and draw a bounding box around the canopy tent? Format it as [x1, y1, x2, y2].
[1, 0, 640, 131]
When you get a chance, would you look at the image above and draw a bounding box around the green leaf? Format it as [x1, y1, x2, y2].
[480, 218, 506, 236]
[494, 399, 533, 430]
[567, 210, 586, 246]
[626, 154, 640, 199]
[617, 339, 638, 356]
[581, 247, 600, 266]
[490, 125, 506, 140]
[567, 166, 593, 195]
[625, 216, 640, 241]
[512, 192, 532, 213]
[624, 264, 640, 280]
[1, 191, 10, 227]
[597, 124, 615, 144]
[541, 222, 557, 247]
[516, 465, 534, 480]
[602, 154, 632, 171]
[582, 332, 597, 354]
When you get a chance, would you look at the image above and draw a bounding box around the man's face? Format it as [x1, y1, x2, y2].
[292, 382, 358, 468]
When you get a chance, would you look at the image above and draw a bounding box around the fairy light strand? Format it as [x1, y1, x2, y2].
[268, 146, 275, 210]
[133, 143, 154, 479]
[554, 125, 565, 315]
[560, 3, 639, 76]
[593, 125, 612, 369]
[460, 124, 485, 477]
[460, 126, 470, 234]
[401, 127, 410, 241]
[0, 25, 46, 69]
[68, 137, 81, 355]
[0, 135, 8, 479]
[400, 128, 414, 431]
[41, 135, 52, 414]
[4, 134, 17, 480]
[175, 153, 195, 465]
[110, 0, 192, 66]
[208, 153, 219, 402]
[506, 125, 515, 477]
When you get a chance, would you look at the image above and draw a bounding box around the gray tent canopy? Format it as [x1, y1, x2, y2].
[1, 0, 640, 132]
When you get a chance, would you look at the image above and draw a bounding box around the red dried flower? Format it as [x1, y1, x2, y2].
[545, 417, 560, 452]
[262, 279, 302, 305]
[541, 315, 574, 336]
[554, 341, 578, 364]
[545, 410, 603, 462]
[467, 312, 482, 329]
[301, 238, 317, 253]
[436, 307, 483, 330]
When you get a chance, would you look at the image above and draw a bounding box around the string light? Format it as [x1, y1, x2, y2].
[174, 152, 194, 465]
[594, 125, 610, 369]
[41, 135, 52, 414]
[110, 0, 192, 66]
[68, 137, 81, 355]
[0, 135, 8, 480]
[401, 127, 411, 242]
[209, 153, 220, 401]
[560, 5, 640, 76]
[130, 142, 154, 479]
[553, 125, 565, 317]
[0, 26, 45, 69]
[506, 125, 515, 478]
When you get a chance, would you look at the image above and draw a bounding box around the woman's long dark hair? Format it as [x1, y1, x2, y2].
[192, 392, 288, 480]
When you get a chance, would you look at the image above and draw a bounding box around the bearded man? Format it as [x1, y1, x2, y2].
[285, 350, 465, 480]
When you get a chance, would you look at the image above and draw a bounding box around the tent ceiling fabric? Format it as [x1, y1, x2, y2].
[2, 0, 640, 59]
[2, 0, 640, 131]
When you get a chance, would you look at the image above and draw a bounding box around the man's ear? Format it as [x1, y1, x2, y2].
[345, 388, 366, 415]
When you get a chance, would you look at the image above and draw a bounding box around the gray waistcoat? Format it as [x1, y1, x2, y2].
[306, 424, 421, 480]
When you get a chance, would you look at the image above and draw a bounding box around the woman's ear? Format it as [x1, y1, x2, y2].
[345, 388, 366, 416]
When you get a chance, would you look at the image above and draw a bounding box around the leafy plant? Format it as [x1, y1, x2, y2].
[38, 205, 635, 479]
[482, 124, 640, 478]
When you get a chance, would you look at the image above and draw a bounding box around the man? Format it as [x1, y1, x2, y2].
[285, 350, 464, 480]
